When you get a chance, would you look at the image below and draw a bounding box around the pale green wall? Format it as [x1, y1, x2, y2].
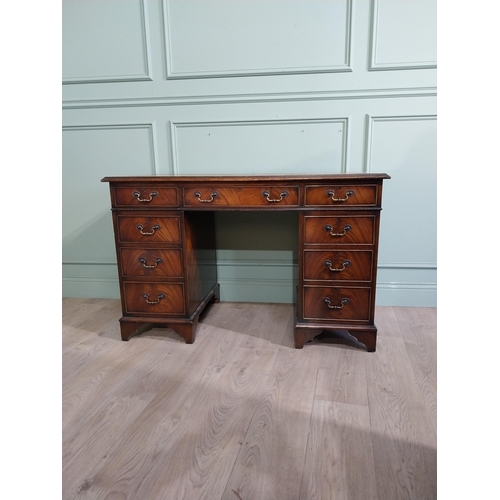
[62, 0, 437, 306]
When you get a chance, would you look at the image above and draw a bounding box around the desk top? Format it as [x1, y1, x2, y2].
[102, 173, 390, 183]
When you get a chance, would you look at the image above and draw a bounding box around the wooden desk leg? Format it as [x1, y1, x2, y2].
[119, 321, 154, 341]
[169, 319, 199, 345]
[294, 327, 321, 349]
[348, 329, 377, 352]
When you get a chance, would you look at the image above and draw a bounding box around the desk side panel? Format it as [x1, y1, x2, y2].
[183, 211, 218, 316]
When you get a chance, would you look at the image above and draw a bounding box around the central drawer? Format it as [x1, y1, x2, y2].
[123, 282, 185, 315]
[183, 186, 299, 207]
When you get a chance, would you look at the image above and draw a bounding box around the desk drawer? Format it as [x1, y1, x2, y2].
[183, 186, 299, 208]
[123, 282, 185, 315]
[113, 186, 178, 207]
[303, 286, 371, 322]
[305, 185, 377, 207]
[304, 216, 375, 245]
[303, 250, 373, 282]
[117, 215, 181, 243]
[120, 248, 183, 278]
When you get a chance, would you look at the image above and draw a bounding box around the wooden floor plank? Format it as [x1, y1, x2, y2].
[222, 345, 321, 500]
[314, 347, 369, 406]
[365, 334, 437, 500]
[395, 307, 437, 438]
[300, 401, 378, 500]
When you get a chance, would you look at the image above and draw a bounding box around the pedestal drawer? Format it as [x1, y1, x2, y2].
[303, 250, 373, 282]
[117, 215, 181, 243]
[304, 215, 375, 245]
[120, 248, 183, 278]
[123, 282, 185, 315]
[303, 286, 371, 322]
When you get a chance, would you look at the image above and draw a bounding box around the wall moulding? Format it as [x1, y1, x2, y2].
[162, 0, 353, 79]
[62, 123, 160, 175]
[62, 87, 437, 110]
[364, 114, 437, 173]
[368, 0, 437, 71]
[62, 0, 153, 85]
[168, 117, 349, 175]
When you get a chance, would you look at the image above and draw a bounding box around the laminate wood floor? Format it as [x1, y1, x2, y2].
[62, 298, 437, 500]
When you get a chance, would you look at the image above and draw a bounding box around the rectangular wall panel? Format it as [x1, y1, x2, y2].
[369, 0, 437, 70]
[171, 119, 347, 175]
[62, 124, 158, 297]
[164, 0, 352, 78]
[62, 0, 152, 83]
[366, 115, 437, 305]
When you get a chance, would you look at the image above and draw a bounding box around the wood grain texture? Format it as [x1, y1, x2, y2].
[63, 300, 436, 500]
[222, 346, 320, 500]
[300, 401, 377, 500]
[365, 326, 437, 500]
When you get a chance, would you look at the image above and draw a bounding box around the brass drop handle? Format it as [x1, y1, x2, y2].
[139, 257, 163, 269]
[133, 191, 158, 202]
[324, 224, 352, 237]
[323, 297, 350, 309]
[324, 259, 351, 272]
[136, 223, 161, 236]
[194, 191, 219, 203]
[142, 293, 165, 305]
[326, 189, 355, 202]
[261, 190, 289, 203]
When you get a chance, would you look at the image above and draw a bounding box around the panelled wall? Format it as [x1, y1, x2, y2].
[62, 0, 437, 306]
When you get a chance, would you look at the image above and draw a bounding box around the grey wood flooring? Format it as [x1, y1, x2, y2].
[62, 298, 436, 500]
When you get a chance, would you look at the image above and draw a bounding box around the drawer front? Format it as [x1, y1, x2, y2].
[120, 248, 183, 278]
[305, 185, 377, 207]
[113, 187, 178, 207]
[304, 216, 375, 245]
[303, 286, 371, 322]
[117, 216, 181, 243]
[123, 282, 185, 315]
[303, 250, 373, 282]
[183, 186, 299, 208]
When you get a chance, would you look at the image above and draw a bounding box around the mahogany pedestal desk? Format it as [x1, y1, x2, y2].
[102, 174, 390, 351]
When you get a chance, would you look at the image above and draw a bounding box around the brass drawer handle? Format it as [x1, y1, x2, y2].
[324, 224, 352, 237]
[139, 257, 163, 269]
[136, 224, 160, 236]
[142, 293, 165, 305]
[133, 191, 158, 202]
[323, 297, 350, 309]
[194, 191, 219, 203]
[326, 189, 354, 202]
[262, 190, 289, 203]
[324, 259, 351, 272]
